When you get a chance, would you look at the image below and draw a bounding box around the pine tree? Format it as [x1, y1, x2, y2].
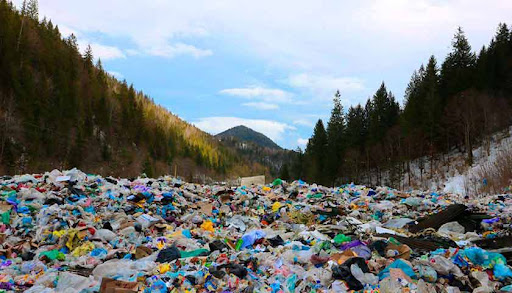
[475, 46, 489, 90]
[368, 82, 398, 144]
[26, 0, 38, 20]
[403, 68, 423, 134]
[346, 105, 366, 149]
[305, 119, 328, 184]
[488, 23, 512, 94]
[20, 0, 27, 15]
[66, 34, 79, 52]
[423, 55, 441, 142]
[279, 163, 290, 181]
[440, 27, 476, 98]
[83, 44, 93, 68]
[291, 147, 304, 180]
[326, 90, 346, 184]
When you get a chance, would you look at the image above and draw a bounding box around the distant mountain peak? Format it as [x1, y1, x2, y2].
[215, 125, 282, 150]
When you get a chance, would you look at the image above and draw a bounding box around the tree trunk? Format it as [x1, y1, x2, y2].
[465, 122, 473, 166]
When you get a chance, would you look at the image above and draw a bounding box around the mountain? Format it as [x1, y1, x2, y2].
[0, 1, 266, 179]
[215, 125, 298, 177]
[216, 125, 282, 150]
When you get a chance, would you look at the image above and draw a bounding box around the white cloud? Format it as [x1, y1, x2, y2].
[286, 73, 365, 94]
[13, 0, 512, 68]
[13, 0, 511, 148]
[57, 24, 77, 37]
[220, 86, 292, 103]
[125, 49, 140, 56]
[148, 43, 213, 58]
[293, 119, 314, 127]
[297, 138, 309, 147]
[78, 41, 126, 60]
[193, 117, 295, 142]
[14, 0, 512, 90]
[242, 102, 279, 110]
[108, 71, 124, 79]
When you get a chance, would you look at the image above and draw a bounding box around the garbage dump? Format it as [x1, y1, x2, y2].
[1, 168, 512, 292]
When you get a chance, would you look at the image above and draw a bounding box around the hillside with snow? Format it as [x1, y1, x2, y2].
[399, 127, 512, 196]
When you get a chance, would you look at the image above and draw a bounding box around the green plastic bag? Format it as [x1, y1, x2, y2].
[39, 249, 66, 261]
[307, 193, 323, 199]
[179, 248, 209, 258]
[333, 234, 351, 244]
[272, 178, 283, 186]
[1, 210, 10, 225]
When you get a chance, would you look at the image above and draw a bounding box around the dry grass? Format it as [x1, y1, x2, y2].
[475, 143, 512, 195]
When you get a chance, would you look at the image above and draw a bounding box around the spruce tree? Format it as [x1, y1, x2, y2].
[423, 55, 441, 144]
[305, 119, 328, 184]
[83, 44, 94, 68]
[346, 105, 366, 149]
[279, 163, 290, 181]
[291, 147, 304, 180]
[440, 27, 476, 98]
[368, 82, 397, 143]
[26, 0, 38, 20]
[326, 90, 346, 184]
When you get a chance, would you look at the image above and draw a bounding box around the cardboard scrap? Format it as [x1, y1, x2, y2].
[197, 202, 213, 216]
[99, 278, 138, 293]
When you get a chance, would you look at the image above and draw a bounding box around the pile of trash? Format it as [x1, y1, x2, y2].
[1, 169, 512, 292]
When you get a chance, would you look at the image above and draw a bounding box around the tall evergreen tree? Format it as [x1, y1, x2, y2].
[475, 46, 489, 90]
[367, 82, 399, 144]
[403, 67, 424, 134]
[291, 147, 304, 180]
[346, 104, 366, 149]
[26, 0, 38, 20]
[440, 27, 476, 98]
[83, 44, 93, 65]
[279, 163, 290, 181]
[487, 23, 512, 95]
[326, 90, 345, 184]
[305, 119, 328, 184]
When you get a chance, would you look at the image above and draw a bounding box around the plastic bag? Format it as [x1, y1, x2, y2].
[415, 264, 437, 283]
[378, 259, 416, 280]
[494, 263, 512, 281]
[438, 221, 465, 237]
[92, 259, 138, 280]
[428, 255, 463, 277]
[350, 264, 378, 285]
[39, 250, 65, 261]
[56, 272, 96, 292]
[226, 215, 247, 231]
[379, 278, 401, 293]
[240, 230, 266, 249]
[404, 197, 422, 207]
[383, 218, 414, 229]
[333, 234, 351, 244]
[180, 248, 210, 258]
[462, 247, 507, 269]
[96, 229, 117, 242]
[24, 286, 55, 293]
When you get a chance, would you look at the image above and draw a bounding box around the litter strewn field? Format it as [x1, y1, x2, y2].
[1, 169, 512, 292]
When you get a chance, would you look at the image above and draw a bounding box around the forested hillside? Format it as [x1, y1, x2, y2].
[297, 25, 512, 187]
[216, 125, 282, 150]
[0, 0, 265, 178]
[215, 125, 296, 178]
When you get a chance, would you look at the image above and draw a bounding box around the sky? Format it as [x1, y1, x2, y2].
[12, 0, 512, 149]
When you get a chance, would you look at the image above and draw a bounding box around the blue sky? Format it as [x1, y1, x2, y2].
[13, 0, 511, 149]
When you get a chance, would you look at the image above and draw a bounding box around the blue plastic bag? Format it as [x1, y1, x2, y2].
[241, 230, 266, 249]
[379, 259, 417, 280]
